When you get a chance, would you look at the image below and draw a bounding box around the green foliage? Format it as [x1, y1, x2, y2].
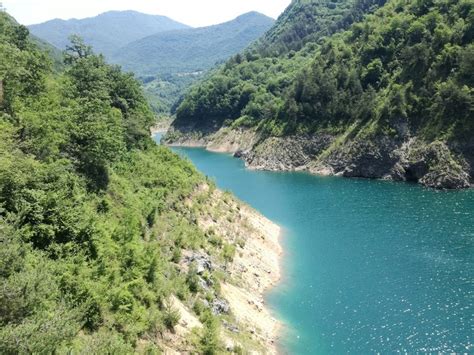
[0, 12, 222, 353]
[256, 0, 364, 56]
[175, 0, 473, 144]
[174, 0, 381, 130]
[199, 311, 222, 355]
[281, 0, 474, 139]
[65, 328, 134, 354]
[162, 301, 181, 331]
[222, 243, 236, 263]
[0, 223, 82, 353]
[186, 266, 201, 293]
[0, 13, 50, 112]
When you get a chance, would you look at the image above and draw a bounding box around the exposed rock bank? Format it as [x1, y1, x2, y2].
[164, 126, 472, 190]
[157, 184, 282, 353]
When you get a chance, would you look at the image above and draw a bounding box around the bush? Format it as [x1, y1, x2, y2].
[162, 301, 181, 331]
[199, 312, 222, 355]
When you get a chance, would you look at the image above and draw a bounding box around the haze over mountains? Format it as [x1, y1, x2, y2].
[112, 12, 275, 76]
[28, 10, 274, 113]
[28, 11, 190, 57]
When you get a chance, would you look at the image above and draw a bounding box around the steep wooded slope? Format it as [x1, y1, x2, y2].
[168, 0, 473, 189]
[0, 12, 278, 353]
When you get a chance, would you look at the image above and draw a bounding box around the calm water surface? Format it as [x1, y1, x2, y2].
[154, 134, 473, 354]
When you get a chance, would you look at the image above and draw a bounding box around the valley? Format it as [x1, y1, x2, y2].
[1, 0, 472, 353]
[167, 0, 473, 190]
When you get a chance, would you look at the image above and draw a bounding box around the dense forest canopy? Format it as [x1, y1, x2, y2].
[0, 12, 232, 353]
[174, 0, 473, 144]
[173, 0, 385, 128]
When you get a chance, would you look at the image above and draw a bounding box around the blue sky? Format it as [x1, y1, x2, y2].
[4, 0, 291, 26]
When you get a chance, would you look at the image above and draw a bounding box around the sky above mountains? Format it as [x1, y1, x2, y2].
[4, 0, 291, 26]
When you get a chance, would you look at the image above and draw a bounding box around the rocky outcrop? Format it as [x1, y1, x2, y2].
[165, 126, 472, 190]
[322, 136, 403, 179]
[184, 252, 213, 274]
[403, 141, 471, 189]
[243, 134, 334, 171]
[171, 186, 281, 353]
[211, 298, 230, 315]
[316, 137, 471, 189]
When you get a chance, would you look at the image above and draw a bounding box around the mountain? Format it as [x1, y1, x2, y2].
[169, 0, 375, 130]
[111, 12, 275, 113]
[112, 12, 274, 75]
[28, 10, 190, 56]
[1, 11, 278, 354]
[167, 0, 473, 190]
[29, 11, 274, 115]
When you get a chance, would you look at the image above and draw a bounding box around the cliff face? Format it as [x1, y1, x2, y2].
[168, 0, 473, 189]
[165, 126, 473, 189]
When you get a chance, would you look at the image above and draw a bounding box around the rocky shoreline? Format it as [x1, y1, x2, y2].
[158, 184, 283, 354]
[150, 119, 173, 135]
[199, 188, 283, 353]
[164, 126, 473, 190]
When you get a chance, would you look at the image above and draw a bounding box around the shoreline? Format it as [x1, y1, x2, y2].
[239, 200, 284, 346]
[156, 132, 471, 352]
[204, 189, 284, 353]
[163, 139, 473, 190]
[150, 127, 168, 135]
[155, 132, 286, 352]
[150, 119, 172, 135]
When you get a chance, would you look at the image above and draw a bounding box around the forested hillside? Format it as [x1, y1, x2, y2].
[168, 0, 473, 189]
[172, 0, 384, 130]
[112, 12, 274, 114]
[29, 11, 190, 57]
[0, 12, 276, 353]
[113, 12, 274, 76]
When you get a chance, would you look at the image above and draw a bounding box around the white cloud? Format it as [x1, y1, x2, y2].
[3, 0, 291, 26]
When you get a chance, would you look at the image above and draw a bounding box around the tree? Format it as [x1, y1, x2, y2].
[64, 35, 93, 64]
[200, 313, 221, 355]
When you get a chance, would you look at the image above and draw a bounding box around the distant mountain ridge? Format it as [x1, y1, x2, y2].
[110, 11, 275, 113]
[112, 12, 275, 75]
[28, 10, 190, 56]
[28, 10, 274, 114]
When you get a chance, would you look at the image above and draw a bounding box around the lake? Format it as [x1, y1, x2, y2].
[154, 134, 473, 354]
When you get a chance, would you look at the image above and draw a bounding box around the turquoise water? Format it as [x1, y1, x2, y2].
[154, 135, 473, 354]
